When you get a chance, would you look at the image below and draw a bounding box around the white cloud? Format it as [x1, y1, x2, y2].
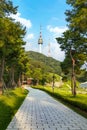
[10, 12, 32, 29]
[47, 25, 67, 37]
[43, 40, 65, 61]
[25, 41, 38, 52]
[45, 25, 67, 61]
[25, 42, 31, 51]
[25, 25, 66, 61]
[24, 33, 34, 51]
[25, 36, 65, 61]
[50, 41, 65, 61]
[9, 12, 34, 51]
[25, 34, 34, 40]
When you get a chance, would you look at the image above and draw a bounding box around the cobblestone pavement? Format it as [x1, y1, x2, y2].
[6, 87, 87, 130]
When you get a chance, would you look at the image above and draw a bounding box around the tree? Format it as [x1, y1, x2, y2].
[56, 0, 87, 96]
[65, 0, 87, 58]
[0, 0, 26, 93]
[0, 0, 17, 18]
[0, 0, 18, 94]
[66, 0, 87, 35]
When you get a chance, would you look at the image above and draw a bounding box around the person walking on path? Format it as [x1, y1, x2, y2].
[6, 87, 87, 130]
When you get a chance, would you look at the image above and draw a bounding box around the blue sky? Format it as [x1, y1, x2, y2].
[11, 0, 69, 61]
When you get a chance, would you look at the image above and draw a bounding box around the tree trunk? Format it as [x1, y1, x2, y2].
[70, 49, 76, 96]
[0, 57, 5, 94]
[71, 58, 76, 96]
[17, 74, 21, 87]
[11, 67, 17, 88]
[8, 66, 16, 88]
[0, 79, 3, 94]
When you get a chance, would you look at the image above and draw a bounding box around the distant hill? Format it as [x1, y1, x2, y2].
[26, 51, 62, 75]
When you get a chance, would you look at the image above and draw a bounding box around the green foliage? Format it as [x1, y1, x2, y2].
[0, 0, 27, 89]
[56, 0, 87, 84]
[66, 0, 87, 34]
[65, 0, 87, 58]
[25, 51, 62, 85]
[27, 51, 62, 75]
[0, 0, 17, 17]
[61, 54, 72, 74]
[77, 70, 87, 82]
[0, 87, 28, 130]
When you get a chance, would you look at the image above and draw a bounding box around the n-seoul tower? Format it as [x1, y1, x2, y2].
[38, 26, 43, 53]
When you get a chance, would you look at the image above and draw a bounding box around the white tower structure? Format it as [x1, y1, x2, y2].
[38, 26, 43, 53]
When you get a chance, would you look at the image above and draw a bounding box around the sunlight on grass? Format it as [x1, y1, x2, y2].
[0, 87, 28, 130]
[32, 83, 87, 118]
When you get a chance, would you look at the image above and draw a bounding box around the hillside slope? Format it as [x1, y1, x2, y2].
[26, 51, 62, 75]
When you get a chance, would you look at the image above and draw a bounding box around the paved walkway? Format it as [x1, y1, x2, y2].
[6, 87, 87, 130]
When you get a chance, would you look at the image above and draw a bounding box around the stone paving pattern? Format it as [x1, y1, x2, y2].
[6, 87, 87, 130]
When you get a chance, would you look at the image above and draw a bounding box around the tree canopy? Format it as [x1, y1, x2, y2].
[56, 0, 87, 95]
[56, 0, 87, 70]
[0, 0, 27, 92]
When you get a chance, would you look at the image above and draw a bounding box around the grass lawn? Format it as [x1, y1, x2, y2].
[32, 84, 87, 118]
[0, 87, 28, 130]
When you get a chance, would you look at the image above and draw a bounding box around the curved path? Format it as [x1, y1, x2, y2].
[6, 87, 87, 130]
